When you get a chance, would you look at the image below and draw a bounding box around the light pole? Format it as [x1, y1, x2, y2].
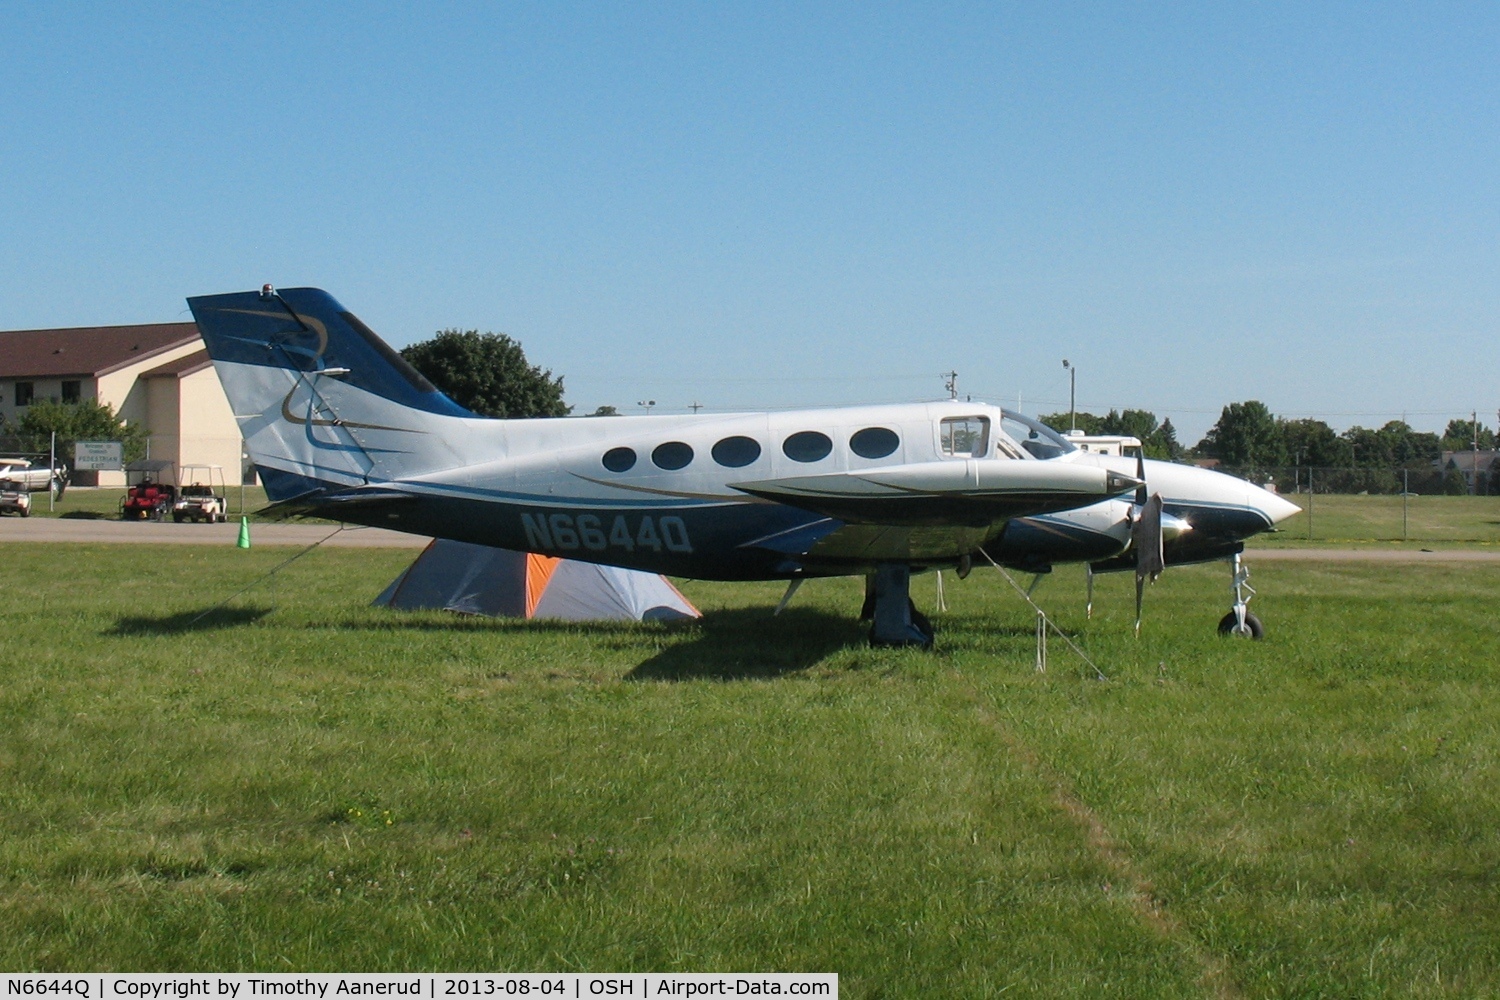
[637, 400, 656, 414]
[1061, 360, 1076, 433]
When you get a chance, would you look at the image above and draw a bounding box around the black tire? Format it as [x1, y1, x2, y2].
[20, 506, 29, 517]
[1218, 611, 1264, 639]
[173, 512, 184, 523]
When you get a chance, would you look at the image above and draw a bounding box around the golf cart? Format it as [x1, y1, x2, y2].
[172, 465, 228, 523]
[0, 479, 31, 517]
[119, 459, 177, 521]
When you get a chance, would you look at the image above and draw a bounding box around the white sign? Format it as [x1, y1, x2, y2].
[74, 440, 124, 471]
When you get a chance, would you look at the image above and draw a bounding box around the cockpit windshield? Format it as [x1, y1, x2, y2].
[998, 411, 1076, 460]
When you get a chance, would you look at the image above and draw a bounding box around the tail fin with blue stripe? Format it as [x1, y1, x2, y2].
[187, 286, 471, 499]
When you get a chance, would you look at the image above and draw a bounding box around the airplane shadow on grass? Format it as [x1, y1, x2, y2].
[305, 605, 866, 680]
[624, 607, 866, 681]
[109, 606, 273, 635]
[104, 603, 866, 680]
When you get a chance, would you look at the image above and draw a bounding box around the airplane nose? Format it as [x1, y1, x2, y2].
[1253, 486, 1302, 526]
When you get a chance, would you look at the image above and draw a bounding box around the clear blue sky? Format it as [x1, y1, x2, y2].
[3, 3, 1495, 441]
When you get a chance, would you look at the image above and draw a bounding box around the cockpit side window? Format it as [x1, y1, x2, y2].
[999, 411, 1075, 460]
[939, 417, 990, 458]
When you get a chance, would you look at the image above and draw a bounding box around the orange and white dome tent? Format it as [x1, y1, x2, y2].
[374, 539, 700, 622]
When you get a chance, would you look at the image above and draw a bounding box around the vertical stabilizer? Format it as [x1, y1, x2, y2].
[187, 287, 471, 499]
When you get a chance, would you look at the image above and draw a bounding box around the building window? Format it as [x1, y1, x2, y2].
[15, 382, 33, 407]
[62, 380, 81, 403]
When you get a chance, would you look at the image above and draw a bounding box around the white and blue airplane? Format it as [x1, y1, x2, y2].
[187, 286, 1299, 646]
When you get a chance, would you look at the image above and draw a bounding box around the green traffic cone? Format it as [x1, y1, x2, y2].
[236, 516, 251, 549]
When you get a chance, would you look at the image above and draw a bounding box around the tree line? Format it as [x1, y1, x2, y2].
[4, 322, 1493, 493]
[1039, 400, 1494, 468]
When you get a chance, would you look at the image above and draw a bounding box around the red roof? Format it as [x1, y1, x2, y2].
[0, 323, 200, 379]
[140, 349, 214, 379]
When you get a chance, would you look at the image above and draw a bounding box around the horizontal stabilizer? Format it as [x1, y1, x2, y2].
[256, 486, 419, 521]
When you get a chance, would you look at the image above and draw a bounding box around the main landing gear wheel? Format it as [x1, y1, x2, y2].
[865, 564, 935, 648]
[1218, 611, 1264, 639]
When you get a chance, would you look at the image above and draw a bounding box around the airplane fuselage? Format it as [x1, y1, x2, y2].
[188, 286, 1300, 646]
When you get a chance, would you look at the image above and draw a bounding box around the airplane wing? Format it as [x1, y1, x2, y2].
[731, 459, 1140, 527]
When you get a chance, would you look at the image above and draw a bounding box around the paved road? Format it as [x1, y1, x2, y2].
[0, 518, 429, 547]
[4, 517, 1499, 561]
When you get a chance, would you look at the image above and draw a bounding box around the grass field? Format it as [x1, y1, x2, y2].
[30, 486, 272, 520]
[31, 487, 1500, 549]
[2, 542, 1497, 995]
[1250, 493, 1500, 548]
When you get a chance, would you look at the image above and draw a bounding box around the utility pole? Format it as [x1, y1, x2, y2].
[1474, 409, 1480, 496]
[942, 371, 958, 400]
[1061, 359, 1076, 432]
[689, 401, 703, 414]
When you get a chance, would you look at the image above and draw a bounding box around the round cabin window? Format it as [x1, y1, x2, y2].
[782, 431, 833, 463]
[601, 447, 637, 473]
[652, 441, 694, 470]
[711, 436, 762, 468]
[849, 427, 899, 459]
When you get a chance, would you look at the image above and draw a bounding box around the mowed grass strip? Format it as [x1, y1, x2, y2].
[1249, 492, 1500, 547]
[29, 487, 270, 520]
[0, 543, 1496, 997]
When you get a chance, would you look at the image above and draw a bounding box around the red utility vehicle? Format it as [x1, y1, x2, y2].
[119, 460, 177, 521]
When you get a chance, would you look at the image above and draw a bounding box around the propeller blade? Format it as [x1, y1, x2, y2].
[1132, 492, 1164, 635]
[1134, 449, 1148, 507]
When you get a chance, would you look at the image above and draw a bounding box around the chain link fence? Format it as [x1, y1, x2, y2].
[1218, 464, 1498, 497]
[1215, 465, 1500, 543]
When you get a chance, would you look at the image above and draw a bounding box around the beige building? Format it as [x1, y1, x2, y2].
[0, 321, 245, 487]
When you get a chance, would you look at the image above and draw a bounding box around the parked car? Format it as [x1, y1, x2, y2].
[0, 458, 66, 495]
[0, 479, 32, 517]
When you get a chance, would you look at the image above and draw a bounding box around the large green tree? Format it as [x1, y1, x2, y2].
[401, 329, 570, 418]
[1036, 408, 1183, 461]
[1197, 400, 1286, 468]
[1037, 410, 1103, 435]
[1279, 417, 1348, 467]
[1340, 421, 1442, 468]
[17, 399, 147, 466]
[1442, 418, 1495, 451]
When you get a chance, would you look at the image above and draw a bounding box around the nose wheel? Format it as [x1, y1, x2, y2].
[1218, 551, 1264, 638]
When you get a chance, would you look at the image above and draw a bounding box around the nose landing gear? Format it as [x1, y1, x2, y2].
[1218, 551, 1264, 638]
